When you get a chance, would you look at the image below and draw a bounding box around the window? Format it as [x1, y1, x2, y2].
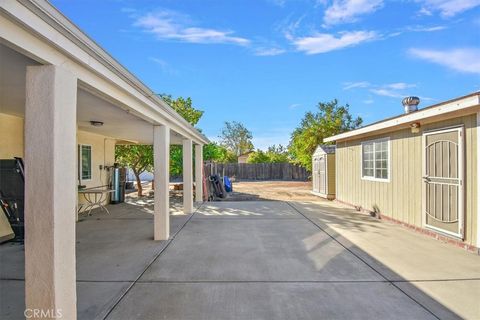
[362, 138, 389, 181]
[79, 145, 92, 181]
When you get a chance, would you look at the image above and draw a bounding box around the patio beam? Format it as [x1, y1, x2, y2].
[195, 144, 204, 202]
[24, 65, 77, 319]
[153, 125, 170, 240]
[183, 139, 194, 214]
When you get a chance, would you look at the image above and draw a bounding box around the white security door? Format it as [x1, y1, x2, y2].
[423, 127, 464, 238]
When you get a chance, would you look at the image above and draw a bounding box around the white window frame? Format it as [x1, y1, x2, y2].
[79, 144, 92, 182]
[361, 137, 390, 182]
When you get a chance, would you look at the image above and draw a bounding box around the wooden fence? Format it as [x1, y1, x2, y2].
[204, 162, 309, 181]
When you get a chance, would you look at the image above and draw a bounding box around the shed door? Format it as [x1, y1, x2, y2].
[312, 157, 319, 192]
[423, 127, 464, 239]
[319, 156, 326, 194]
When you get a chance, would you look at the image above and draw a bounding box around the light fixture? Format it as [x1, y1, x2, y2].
[410, 122, 421, 133]
[90, 120, 104, 127]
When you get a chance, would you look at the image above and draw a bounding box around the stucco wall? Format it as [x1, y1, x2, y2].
[0, 113, 117, 208]
[77, 130, 116, 207]
[335, 113, 478, 246]
[0, 113, 24, 158]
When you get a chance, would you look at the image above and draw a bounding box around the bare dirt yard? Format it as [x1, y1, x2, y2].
[228, 180, 318, 201]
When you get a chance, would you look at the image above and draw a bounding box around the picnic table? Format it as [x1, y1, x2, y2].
[78, 186, 115, 216]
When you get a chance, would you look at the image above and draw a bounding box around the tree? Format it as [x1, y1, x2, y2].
[115, 145, 153, 196]
[115, 95, 204, 194]
[247, 145, 289, 163]
[288, 99, 362, 170]
[160, 94, 204, 126]
[219, 121, 254, 156]
[160, 94, 204, 175]
[266, 144, 289, 163]
[247, 150, 269, 163]
[203, 142, 238, 163]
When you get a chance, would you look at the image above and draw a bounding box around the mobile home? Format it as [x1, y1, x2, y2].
[325, 94, 480, 251]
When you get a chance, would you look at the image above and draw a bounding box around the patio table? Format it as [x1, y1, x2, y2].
[78, 187, 115, 216]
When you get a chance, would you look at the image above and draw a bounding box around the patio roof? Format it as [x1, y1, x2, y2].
[0, 0, 209, 145]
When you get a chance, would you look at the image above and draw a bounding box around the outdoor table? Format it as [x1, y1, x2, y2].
[78, 187, 115, 216]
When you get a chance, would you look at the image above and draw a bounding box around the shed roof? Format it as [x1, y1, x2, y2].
[314, 144, 336, 155]
[324, 92, 480, 142]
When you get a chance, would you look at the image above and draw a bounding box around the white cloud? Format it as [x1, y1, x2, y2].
[409, 48, 480, 74]
[417, 0, 480, 17]
[135, 10, 250, 46]
[288, 103, 301, 109]
[343, 81, 370, 90]
[268, 0, 287, 6]
[370, 88, 405, 98]
[344, 81, 418, 99]
[406, 25, 447, 32]
[384, 82, 417, 90]
[149, 57, 178, 75]
[292, 30, 378, 54]
[323, 0, 384, 25]
[254, 47, 286, 56]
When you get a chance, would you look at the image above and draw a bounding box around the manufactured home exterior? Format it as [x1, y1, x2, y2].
[325, 94, 480, 250]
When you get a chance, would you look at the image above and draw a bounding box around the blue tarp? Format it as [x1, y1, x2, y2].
[223, 176, 232, 192]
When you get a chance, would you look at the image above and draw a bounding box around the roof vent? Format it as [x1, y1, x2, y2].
[402, 96, 420, 114]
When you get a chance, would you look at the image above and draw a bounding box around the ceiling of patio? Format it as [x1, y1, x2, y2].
[0, 42, 185, 145]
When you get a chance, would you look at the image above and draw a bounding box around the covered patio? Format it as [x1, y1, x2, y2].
[0, 1, 208, 318]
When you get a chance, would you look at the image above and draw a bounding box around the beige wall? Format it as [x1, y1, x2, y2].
[0, 113, 116, 207]
[77, 130, 116, 206]
[0, 113, 24, 158]
[327, 153, 336, 198]
[336, 114, 478, 246]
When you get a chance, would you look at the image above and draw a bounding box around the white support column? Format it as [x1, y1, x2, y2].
[25, 65, 77, 319]
[195, 144, 204, 203]
[183, 139, 194, 214]
[154, 125, 170, 240]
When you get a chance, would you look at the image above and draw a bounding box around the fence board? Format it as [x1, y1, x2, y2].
[204, 162, 309, 181]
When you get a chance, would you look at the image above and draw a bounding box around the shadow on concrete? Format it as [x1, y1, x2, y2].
[1, 198, 473, 319]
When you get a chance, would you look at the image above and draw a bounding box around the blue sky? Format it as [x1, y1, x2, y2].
[52, 0, 480, 149]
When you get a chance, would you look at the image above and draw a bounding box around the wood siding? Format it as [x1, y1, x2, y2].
[327, 154, 336, 197]
[336, 114, 478, 246]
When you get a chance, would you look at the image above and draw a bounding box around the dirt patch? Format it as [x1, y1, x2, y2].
[226, 181, 319, 201]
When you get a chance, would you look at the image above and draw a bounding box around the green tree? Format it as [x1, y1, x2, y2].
[289, 99, 362, 170]
[219, 121, 254, 156]
[115, 145, 153, 196]
[203, 142, 238, 163]
[160, 94, 204, 126]
[266, 144, 289, 163]
[247, 145, 289, 163]
[115, 95, 204, 193]
[247, 150, 269, 163]
[160, 94, 204, 175]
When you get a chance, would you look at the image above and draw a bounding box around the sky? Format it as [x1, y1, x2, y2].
[51, 0, 480, 149]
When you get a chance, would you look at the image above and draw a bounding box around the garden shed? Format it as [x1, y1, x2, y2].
[312, 145, 336, 199]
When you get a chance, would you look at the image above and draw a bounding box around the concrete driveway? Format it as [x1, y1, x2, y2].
[1, 200, 478, 319]
[107, 200, 478, 320]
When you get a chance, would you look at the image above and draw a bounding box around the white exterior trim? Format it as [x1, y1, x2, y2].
[325, 94, 480, 142]
[477, 112, 480, 247]
[360, 137, 391, 183]
[78, 144, 92, 182]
